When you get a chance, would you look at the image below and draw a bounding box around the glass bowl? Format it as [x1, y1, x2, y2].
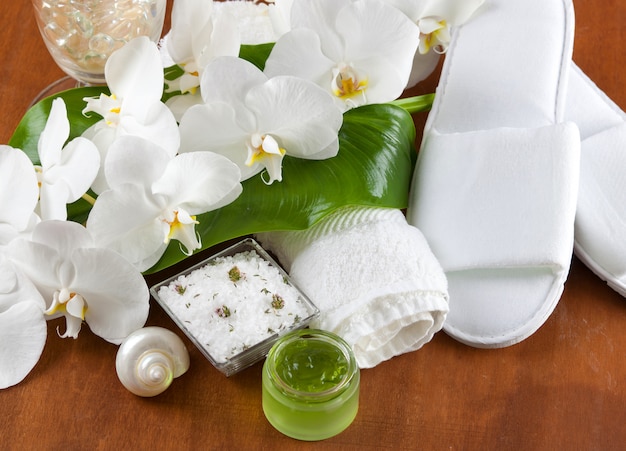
[150, 238, 319, 376]
[32, 0, 167, 84]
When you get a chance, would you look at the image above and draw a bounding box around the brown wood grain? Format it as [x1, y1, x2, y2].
[1, 1, 625, 449]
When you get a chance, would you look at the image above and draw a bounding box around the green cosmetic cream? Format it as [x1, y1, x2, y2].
[262, 329, 360, 441]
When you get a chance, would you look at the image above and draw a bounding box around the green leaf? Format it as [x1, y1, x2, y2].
[148, 103, 417, 274]
[239, 43, 275, 70]
[164, 64, 185, 81]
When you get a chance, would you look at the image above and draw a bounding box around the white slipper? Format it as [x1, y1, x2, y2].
[565, 64, 626, 297]
[406, 0, 580, 348]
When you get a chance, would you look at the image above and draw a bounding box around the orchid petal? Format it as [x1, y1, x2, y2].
[184, 56, 342, 183]
[105, 37, 164, 118]
[268, 0, 294, 37]
[117, 102, 180, 157]
[35, 98, 100, 221]
[7, 221, 97, 301]
[65, 293, 86, 320]
[257, 135, 285, 183]
[421, 0, 485, 25]
[5, 220, 149, 342]
[419, 16, 444, 34]
[338, 0, 419, 88]
[201, 9, 241, 60]
[176, 72, 200, 94]
[38, 183, 71, 221]
[165, 92, 204, 122]
[87, 183, 165, 268]
[0, 146, 38, 234]
[5, 239, 61, 305]
[345, 55, 407, 107]
[265, 0, 419, 108]
[37, 98, 69, 170]
[0, 301, 47, 389]
[179, 102, 255, 178]
[38, 136, 100, 221]
[264, 28, 335, 87]
[165, 208, 201, 254]
[246, 76, 342, 159]
[152, 151, 242, 214]
[290, 0, 350, 60]
[58, 314, 83, 339]
[81, 124, 116, 195]
[45, 137, 100, 200]
[104, 135, 171, 189]
[167, 0, 214, 63]
[71, 248, 149, 344]
[31, 220, 94, 260]
[0, 254, 46, 313]
[201, 56, 268, 107]
[0, 262, 17, 296]
[29, 221, 95, 291]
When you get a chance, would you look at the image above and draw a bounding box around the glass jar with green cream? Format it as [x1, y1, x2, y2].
[262, 329, 360, 441]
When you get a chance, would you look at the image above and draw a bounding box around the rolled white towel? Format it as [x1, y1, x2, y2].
[256, 206, 449, 368]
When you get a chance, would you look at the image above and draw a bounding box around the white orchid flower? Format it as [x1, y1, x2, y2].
[4, 220, 149, 345]
[0, 253, 47, 389]
[163, 0, 241, 120]
[0, 146, 40, 244]
[263, 0, 420, 111]
[213, 0, 278, 44]
[86, 135, 242, 272]
[385, 0, 484, 54]
[35, 98, 100, 221]
[381, 0, 485, 85]
[82, 36, 180, 194]
[178, 56, 343, 184]
[268, 0, 294, 38]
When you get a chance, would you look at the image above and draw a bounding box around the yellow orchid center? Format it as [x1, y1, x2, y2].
[178, 61, 201, 95]
[85, 93, 123, 126]
[331, 63, 368, 101]
[246, 134, 286, 167]
[419, 19, 450, 54]
[33, 166, 43, 190]
[161, 208, 201, 256]
[164, 209, 198, 243]
[45, 288, 88, 339]
[245, 133, 287, 184]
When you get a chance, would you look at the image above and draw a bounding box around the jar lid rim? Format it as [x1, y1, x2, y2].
[265, 329, 358, 401]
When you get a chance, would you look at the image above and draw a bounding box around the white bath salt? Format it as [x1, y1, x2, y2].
[157, 250, 312, 363]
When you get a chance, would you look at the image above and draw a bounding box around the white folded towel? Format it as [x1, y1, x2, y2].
[256, 206, 449, 368]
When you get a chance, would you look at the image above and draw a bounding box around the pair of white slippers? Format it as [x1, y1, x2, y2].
[407, 0, 625, 348]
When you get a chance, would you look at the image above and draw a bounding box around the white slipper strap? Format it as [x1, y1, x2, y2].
[412, 122, 580, 273]
[575, 123, 626, 277]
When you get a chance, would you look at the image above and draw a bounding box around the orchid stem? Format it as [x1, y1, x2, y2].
[390, 93, 435, 114]
[82, 192, 96, 206]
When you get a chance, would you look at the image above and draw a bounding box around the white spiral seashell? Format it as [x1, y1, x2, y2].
[116, 326, 190, 397]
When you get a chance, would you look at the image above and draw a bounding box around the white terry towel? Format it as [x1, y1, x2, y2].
[256, 206, 449, 368]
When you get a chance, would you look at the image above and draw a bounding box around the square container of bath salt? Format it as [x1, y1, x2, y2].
[150, 238, 320, 376]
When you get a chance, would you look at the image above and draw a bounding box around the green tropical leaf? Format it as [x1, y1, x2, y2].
[239, 43, 275, 70]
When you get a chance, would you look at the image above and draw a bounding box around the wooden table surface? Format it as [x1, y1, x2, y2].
[2, 1, 625, 449]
